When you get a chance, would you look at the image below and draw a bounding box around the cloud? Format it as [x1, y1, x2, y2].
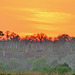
[28, 11, 74, 24]
[1, 6, 74, 24]
[12, 8, 74, 24]
[33, 24, 59, 31]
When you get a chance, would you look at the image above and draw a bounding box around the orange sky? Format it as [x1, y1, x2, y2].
[0, 0, 75, 37]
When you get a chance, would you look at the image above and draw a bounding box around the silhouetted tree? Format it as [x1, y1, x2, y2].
[0, 31, 4, 40]
[53, 34, 72, 63]
[21, 33, 49, 42]
[10, 32, 20, 41]
[5, 31, 10, 40]
[0, 31, 4, 36]
[0, 31, 5, 56]
[36, 33, 48, 42]
[54, 34, 71, 43]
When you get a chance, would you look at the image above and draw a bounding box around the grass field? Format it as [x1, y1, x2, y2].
[0, 72, 72, 75]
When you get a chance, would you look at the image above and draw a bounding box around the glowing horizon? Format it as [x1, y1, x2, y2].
[0, 0, 75, 38]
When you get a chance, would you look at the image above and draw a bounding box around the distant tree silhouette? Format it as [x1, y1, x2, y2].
[0, 31, 5, 56]
[0, 31, 4, 36]
[21, 33, 49, 42]
[23, 35, 31, 42]
[5, 31, 10, 40]
[36, 33, 48, 42]
[10, 32, 20, 41]
[54, 34, 71, 43]
[0, 31, 4, 40]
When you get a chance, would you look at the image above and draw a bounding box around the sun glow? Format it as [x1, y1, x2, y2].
[0, 0, 75, 37]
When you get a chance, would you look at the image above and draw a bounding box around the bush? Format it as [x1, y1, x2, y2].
[32, 57, 47, 68]
[58, 63, 72, 71]
[71, 73, 75, 75]
[33, 66, 51, 73]
[25, 57, 36, 70]
[8, 58, 22, 70]
[32, 62, 71, 74]
[0, 62, 10, 71]
[60, 63, 71, 69]
[51, 64, 71, 74]
[25, 57, 47, 70]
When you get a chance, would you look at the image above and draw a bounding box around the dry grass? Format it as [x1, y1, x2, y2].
[0, 72, 71, 75]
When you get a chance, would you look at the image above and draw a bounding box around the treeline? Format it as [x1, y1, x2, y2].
[0, 31, 75, 42]
[0, 57, 72, 73]
[0, 30, 75, 56]
[0, 31, 75, 72]
[0, 30, 75, 60]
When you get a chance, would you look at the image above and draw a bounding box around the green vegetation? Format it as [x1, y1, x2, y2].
[25, 57, 47, 70]
[8, 58, 22, 71]
[0, 57, 72, 74]
[32, 64, 71, 74]
[0, 62, 10, 71]
[33, 66, 51, 72]
[71, 73, 75, 75]
[51, 66, 71, 73]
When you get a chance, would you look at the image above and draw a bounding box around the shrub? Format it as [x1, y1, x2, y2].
[71, 73, 75, 75]
[51, 64, 71, 74]
[33, 66, 51, 73]
[0, 62, 10, 71]
[25, 57, 36, 70]
[58, 63, 72, 71]
[8, 58, 22, 70]
[32, 57, 47, 68]
[25, 57, 47, 70]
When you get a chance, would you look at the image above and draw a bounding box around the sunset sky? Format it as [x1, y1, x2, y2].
[0, 0, 75, 37]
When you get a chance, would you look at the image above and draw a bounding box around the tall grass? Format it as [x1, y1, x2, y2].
[0, 72, 71, 75]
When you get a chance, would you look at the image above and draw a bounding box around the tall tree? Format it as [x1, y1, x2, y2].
[10, 32, 20, 41]
[54, 34, 71, 43]
[36, 33, 48, 42]
[0, 31, 4, 36]
[5, 31, 10, 40]
[0, 31, 4, 40]
[0, 31, 5, 56]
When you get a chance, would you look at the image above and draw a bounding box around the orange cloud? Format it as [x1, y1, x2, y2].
[11, 8, 74, 24]
[0, 0, 75, 38]
[31, 12, 74, 24]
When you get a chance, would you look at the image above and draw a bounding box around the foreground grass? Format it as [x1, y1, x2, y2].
[0, 72, 72, 75]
